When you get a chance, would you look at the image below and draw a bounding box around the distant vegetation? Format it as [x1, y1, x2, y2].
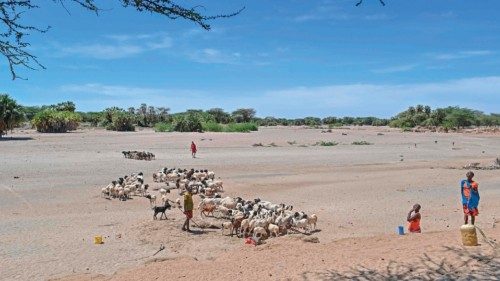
[388, 105, 500, 130]
[314, 141, 339, 146]
[0, 94, 23, 137]
[1, 95, 499, 135]
[352, 141, 373, 145]
[30, 101, 80, 133]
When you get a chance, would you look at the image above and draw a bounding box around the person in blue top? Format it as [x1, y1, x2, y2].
[461, 171, 480, 225]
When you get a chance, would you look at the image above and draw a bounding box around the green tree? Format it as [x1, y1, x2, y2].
[20, 105, 43, 120]
[444, 107, 477, 129]
[53, 101, 76, 112]
[172, 112, 203, 132]
[0, 94, 24, 137]
[407, 106, 416, 116]
[232, 108, 256, 123]
[424, 105, 431, 116]
[207, 108, 231, 124]
[106, 111, 135, 131]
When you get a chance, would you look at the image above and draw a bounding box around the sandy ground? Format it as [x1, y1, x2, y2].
[0, 126, 498, 281]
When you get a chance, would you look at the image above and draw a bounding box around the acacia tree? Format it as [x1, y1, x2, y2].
[0, 0, 244, 80]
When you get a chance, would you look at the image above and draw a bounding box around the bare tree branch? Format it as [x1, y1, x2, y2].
[356, 0, 386, 6]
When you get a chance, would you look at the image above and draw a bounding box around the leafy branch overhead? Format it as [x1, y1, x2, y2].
[0, 0, 245, 80]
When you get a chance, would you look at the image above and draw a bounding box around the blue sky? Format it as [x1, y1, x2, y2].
[1, 0, 499, 118]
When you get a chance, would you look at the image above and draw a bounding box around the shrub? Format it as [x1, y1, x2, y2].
[106, 111, 135, 131]
[154, 122, 173, 132]
[172, 113, 203, 132]
[224, 122, 258, 132]
[314, 141, 338, 146]
[80, 112, 103, 127]
[32, 110, 81, 133]
[352, 141, 373, 145]
[202, 121, 224, 132]
[0, 94, 24, 137]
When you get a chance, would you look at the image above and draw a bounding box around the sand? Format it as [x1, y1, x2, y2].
[0, 126, 498, 281]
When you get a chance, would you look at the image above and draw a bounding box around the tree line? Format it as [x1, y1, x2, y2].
[1, 94, 499, 137]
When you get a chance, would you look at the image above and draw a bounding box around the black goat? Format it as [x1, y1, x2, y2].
[153, 201, 172, 220]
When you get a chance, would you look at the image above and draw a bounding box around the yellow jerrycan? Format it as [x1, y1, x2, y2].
[460, 224, 478, 246]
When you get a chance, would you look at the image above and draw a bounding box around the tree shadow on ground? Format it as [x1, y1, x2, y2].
[302, 245, 499, 280]
[0, 136, 33, 141]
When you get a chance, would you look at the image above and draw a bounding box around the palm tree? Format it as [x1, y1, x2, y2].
[0, 94, 24, 137]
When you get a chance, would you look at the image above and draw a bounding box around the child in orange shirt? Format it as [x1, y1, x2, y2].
[407, 204, 421, 233]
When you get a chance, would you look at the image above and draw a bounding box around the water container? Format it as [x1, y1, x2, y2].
[398, 226, 405, 235]
[460, 224, 478, 246]
[94, 235, 103, 244]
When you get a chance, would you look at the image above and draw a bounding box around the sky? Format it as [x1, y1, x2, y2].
[1, 0, 499, 118]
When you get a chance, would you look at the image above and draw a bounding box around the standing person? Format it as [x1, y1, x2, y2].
[461, 171, 480, 225]
[407, 204, 421, 233]
[182, 187, 194, 232]
[190, 141, 197, 158]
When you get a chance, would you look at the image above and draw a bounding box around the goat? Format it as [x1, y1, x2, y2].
[145, 194, 157, 207]
[153, 201, 172, 220]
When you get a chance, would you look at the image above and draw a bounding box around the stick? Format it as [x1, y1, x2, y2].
[176, 207, 205, 231]
[475, 225, 497, 249]
[152, 244, 165, 256]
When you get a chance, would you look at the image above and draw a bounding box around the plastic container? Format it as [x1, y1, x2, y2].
[398, 225, 405, 235]
[94, 235, 103, 244]
[460, 224, 478, 246]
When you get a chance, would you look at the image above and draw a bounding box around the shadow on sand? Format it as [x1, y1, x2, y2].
[302, 246, 499, 280]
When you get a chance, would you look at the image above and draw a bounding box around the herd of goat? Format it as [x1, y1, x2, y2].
[100, 167, 318, 240]
[122, 151, 155, 161]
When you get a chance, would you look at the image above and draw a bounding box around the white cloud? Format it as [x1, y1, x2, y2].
[364, 14, 389, 20]
[371, 64, 418, 74]
[58, 76, 500, 117]
[188, 48, 242, 64]
[430, 50, 493, 60]
[55, 33, 172, 59]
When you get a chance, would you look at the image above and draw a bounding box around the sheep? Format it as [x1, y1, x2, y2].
[159, 188, 168, 196]
[253, 226, 267, 238]
[216, 205, 231, 218]
[101, 187, 110, 198]
[268, 223, 280, 237]
[240, 219, 250, 236]
[220, 197, 237, 209]
[145, 194, 157, 207]
[200, 204, 216, 217]
[292, 218, 309, 233]
[249, 216, 273, 232]
[307, 214, 318, 230]
[221, 221, 233, 235]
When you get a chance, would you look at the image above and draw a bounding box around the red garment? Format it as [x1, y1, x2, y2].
[463, 204, 479, 216]
[408, 218, 421, 233]
[184, 210, 193, 219]
[191, 143, 197, 153]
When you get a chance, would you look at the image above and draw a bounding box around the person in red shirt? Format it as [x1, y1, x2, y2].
[190, 141, 197, 158]
[407, 203, 421, 233]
